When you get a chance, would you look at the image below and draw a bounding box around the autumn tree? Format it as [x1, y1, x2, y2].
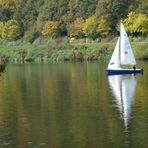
[0, 0, 147, 40]
[68, 18, 85, 38]
[124, 12, 148, 36]
[0, 22, 5, 38]
[2, 19, 21, 40]
[0, 0, 19, 11]
[42, 21, 60, 38]
[83, 15, 99, 39]
[135, 14, 148, 36]
[97, 17, 111, 37]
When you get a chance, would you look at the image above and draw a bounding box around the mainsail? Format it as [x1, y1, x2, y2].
[120, 23, 136, 65]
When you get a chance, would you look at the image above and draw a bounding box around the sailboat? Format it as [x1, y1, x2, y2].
[106, 23, 143, 75]
[108, 74, 137, 127]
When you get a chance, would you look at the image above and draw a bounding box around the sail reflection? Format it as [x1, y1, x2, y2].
[108, 74, 137, 127]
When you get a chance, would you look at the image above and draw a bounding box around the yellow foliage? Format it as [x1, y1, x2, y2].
[69, 18, 85, 38]
[42, 21, 60, 37]
[74, 18, 85, 34]
[124, 12, 148, 35]
[97, 17, 111, 37]
[2, 19, 21, 40]
[83, 15, 96, 33]
[0, 22, 5, 38]
[69, 37, 76, 43]
[0, 0, 19, 11]
[83, 15, 99, 39]
[135, 13, 148, 35]
[124, 12, 137, 33]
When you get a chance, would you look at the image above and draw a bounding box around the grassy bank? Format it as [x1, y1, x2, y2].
[0, 40, 148, 63]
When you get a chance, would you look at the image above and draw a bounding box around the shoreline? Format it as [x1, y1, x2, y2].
[0, 41, 148, 63]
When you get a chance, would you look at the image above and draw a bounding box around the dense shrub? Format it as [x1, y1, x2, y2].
[2, 19, 21, 41]
[23, 31, 41, 43]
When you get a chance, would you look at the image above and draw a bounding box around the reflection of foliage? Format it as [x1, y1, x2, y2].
[0, 54, 6, 72]
[0, 60, 147, 147]
[133, 42, 148, 59]
[0, 63, 6, 72]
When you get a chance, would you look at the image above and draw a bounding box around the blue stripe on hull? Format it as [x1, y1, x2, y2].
[106, 69, 143, 75]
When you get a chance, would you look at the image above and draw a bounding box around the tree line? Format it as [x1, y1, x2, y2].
[0, 0, 147, 42]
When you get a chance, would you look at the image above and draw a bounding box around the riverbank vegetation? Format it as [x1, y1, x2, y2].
[0, 38, 147, 63]
[0, 0, 148, 63]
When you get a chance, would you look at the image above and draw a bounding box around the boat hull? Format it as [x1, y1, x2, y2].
[106, 69, 143, 75]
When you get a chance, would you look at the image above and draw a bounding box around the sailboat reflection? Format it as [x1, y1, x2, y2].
[108, 74, 137, 127]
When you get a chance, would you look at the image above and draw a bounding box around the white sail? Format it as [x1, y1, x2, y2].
[120, 23, 136, 65]
[107, 38, 120, 69]
[108, 75, 137, 127]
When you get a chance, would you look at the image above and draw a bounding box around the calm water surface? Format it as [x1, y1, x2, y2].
[0, 62, 147, 148]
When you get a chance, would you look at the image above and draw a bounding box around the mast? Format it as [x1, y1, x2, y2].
[119, 22, 121, 66]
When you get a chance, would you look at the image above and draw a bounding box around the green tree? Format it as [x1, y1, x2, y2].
[39, 0, 69, 37]
[0, 7, 13, 22]
[39, 0, 68, 21]
[24, 0, 38, 22]
[39, 0, 56, 21]
[14, 0, 41, 36]
[13, 0, 28, 36]
[96, 0, 129, 33]
[2, 19, 21, 40]
[136, 0, 148, 14]
[66, 0, 78, 22]
[76, 0, 99, 19]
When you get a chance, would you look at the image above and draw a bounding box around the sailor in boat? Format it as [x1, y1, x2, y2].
[133, 65, 136, 70]
[133, 65, 144, 72]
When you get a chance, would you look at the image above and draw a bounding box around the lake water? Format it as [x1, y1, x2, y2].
[0, 62, 147, 148]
